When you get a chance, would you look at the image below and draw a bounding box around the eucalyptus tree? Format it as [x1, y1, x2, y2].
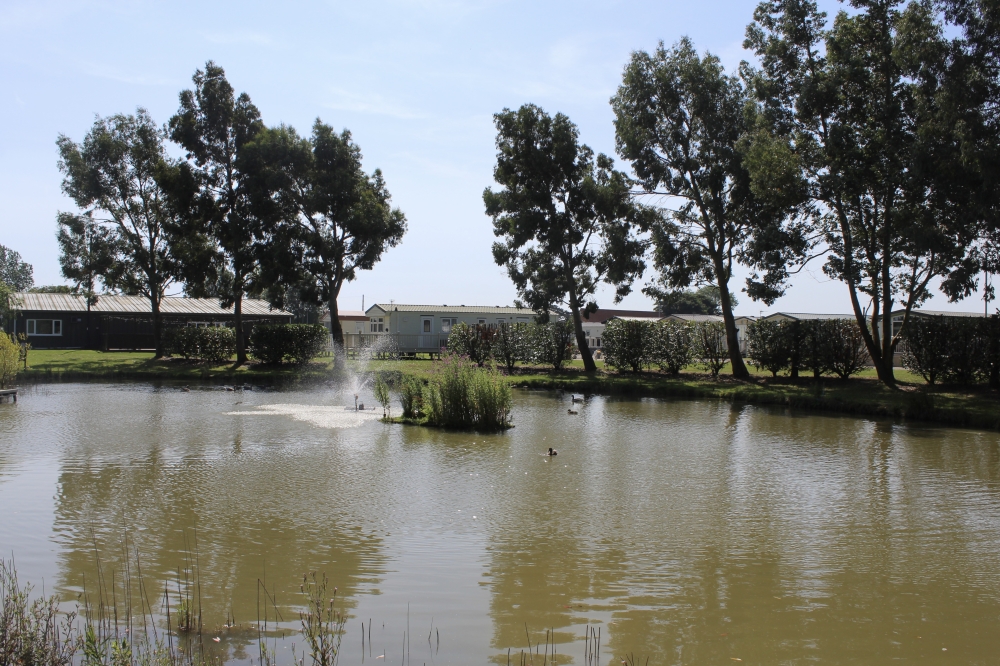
[57, 109, 181, 357]
[245, 121, 406, 360]
[742, 0, 985, 385]
[0, 245, 34, 292]
[612, 38, 812, 379]
[484, 104, 654, 372]
[56, 212, 116, 309]
[168, 61, 270, 364]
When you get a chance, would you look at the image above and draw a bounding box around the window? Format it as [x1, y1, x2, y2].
[423, 319, 431, 333]
[441, 318, 457, 333]
[496, 318, 506, 326]
[369, 317, 384, 333]
[477, 318, 487, 325]
[27, 319, 62, 336]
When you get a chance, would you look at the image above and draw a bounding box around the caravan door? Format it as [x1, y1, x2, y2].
[420, 316, 434, 349]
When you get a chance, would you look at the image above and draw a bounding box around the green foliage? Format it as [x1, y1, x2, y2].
[248, 324, 328, 365]
[747, 319, 791, 377]
[57, 108, 183, 357]
[613, 38, 809, 380]
[492, 323, 529, 371]
[0, 334, 19, 389]
[167, 326, 236, 363]
[0, 246, 34, 292]
[374, 374, 391, 418]
[694, 321, 729, 378]
[902, 316, 952, 384]
[648, 285, 737, 315]
[484, 103, 655, 372]
[397, 375, 424, 418]
[825, 320, 868, 380]
[744, 0, 986, 384]
[298, 572, 346, 666]
[940, 318, 991, 385]
[649, 320, 694, 375]
[446, 322, 495, 366]
[527, 320, 575, 370]
[602, 318, 651, 373]
[423, 354, 512, 431]
[0, 282, 22, 333]
[0, 559, 78, 665]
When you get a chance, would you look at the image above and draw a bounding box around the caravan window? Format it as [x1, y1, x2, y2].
[441, 318, 457, 333]
[26, 319, 62, 336]
[369, 317, 384, 333]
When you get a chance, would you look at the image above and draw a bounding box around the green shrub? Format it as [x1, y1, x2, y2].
[398, 375, 424, 418]
[492, 323, 529, 371]
[747, 319, 791, 377]
[942, 317, 989, 385]
[446, 322, 495, 366]
[649, 320, 693, 375]
[527, 320, 574, 370]
[0, 334, 19, 389]
[694, 321, 728, 377]
[249, 324, 329, 365]
[825, 319, 867, 379]
[167, 326, 236, 363]
[602, 318, 651, 373]
[423, 354, 511, 430]
[902, 316, 952, 384]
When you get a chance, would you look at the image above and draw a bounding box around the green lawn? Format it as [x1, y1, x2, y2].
[13, 349, 999, 431]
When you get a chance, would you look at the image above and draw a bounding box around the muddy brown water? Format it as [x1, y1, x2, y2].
[2, 382, 1000, 664]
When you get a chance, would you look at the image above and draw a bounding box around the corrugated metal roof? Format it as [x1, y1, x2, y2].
[667, 313, 724, 322]
[17, 293, 290, 317]
[907, 309, 986, 318]
[762, 312, 855, 321]
[366, 303, 542, 316]
[583, 308, 661, 323]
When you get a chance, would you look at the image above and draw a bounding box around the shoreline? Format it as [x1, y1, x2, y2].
[12, 350, 1000, 432]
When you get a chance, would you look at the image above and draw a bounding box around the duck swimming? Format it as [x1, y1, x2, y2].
[546, 447, 558, 456]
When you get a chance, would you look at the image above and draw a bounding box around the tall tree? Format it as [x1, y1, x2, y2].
[647, 285, 739, 315]
[246, 121, 406, 361]
[744, 0, 985, 386]
[0, 245, 34, 291]
[612, 38, 811, 379]
[57, 109, 181, 357]
[484, 104, 654, 372]
[56, 212, 116, 310]
[168, 61, 268, 364]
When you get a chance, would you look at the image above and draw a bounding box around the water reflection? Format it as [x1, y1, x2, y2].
[1, 384, 1000, 663]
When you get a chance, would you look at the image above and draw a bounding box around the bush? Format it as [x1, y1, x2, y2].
[825, 319, 867, 379]
[649, 320, 694, 375]
[423, 354, 511, 430]
[398, 375, 425, 418]
[446, 323, 495, 366]
[493, 323, 529, 371]
[0, 334, 18, 389]
[249, 324, 328, 365]
[168, 326, 236, 363]
[694, 321, 728, 377]
[602, 318, 651, 373]
[527, 320, 574, 370]
[902, 316, 952, 384]
[747, 319, 791, 377]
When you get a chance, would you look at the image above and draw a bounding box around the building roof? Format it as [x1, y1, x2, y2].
[366, 303, 542, 316]
[666, 313, 724, 322]
[321, 310, 368, 322]
[582, 308, 660, 323]
[16, 292, 290, 317]
[762, 312, 855, 321]
[897, 309, 987, 318]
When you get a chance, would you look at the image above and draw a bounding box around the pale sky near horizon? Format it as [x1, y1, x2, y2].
[0, 0, 989, 316]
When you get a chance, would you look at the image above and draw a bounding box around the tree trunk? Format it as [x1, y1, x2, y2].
[714, 266, 749, 379]
[566, 290, 596, 372]
[235, 292, 246, 365]
[151, 296, 164, 359]
[328, 294, 345, 369]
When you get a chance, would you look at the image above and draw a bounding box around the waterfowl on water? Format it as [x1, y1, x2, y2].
[567, 408, 578, 415]
[571, 394, 584, 403]
[547, 447, 558, 456]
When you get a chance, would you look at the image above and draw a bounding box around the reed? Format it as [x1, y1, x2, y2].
[422, 354, 512, 431]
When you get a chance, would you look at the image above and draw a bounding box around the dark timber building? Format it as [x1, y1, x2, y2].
[6, 293, 292, 350]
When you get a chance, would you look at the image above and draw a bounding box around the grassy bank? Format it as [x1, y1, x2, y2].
[13, 350, 1000, 431]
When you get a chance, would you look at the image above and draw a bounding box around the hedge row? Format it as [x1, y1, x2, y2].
[601, 319, 730, 377]
[446, 321, 575, 370]
[902, 315, 1000, 386]
[248, 324, 329, 365]
[746, 318, 868, 379]
[167, 326, 236, 363]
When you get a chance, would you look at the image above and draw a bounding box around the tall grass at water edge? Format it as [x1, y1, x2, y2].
[420, 354, 512, 431]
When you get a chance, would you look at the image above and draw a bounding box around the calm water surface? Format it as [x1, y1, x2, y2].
[2, 382, 1000, 664]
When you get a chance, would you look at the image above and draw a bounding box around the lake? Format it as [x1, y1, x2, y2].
[2, 382, 1000, 664]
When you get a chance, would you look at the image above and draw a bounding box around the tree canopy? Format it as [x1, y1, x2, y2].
[484, 104, 655, 372]
[0, 245, 34, 292]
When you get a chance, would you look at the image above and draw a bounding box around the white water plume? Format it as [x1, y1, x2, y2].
[227, 404, 380, 429]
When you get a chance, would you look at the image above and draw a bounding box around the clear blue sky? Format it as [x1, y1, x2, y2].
[0, 0, 986, 315]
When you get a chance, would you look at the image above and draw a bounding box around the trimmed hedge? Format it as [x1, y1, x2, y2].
[167, 326, 236, 363]
[248, 324, 329, 365]
[747, 318, 868, 380]
[903, 315, 1000, 386]
[446, 320, 574, 370]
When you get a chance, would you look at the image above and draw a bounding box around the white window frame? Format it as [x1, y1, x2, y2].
[369, 317, 384, 333]
[440, 317, 457, 333]
[26, 319, 63, 336]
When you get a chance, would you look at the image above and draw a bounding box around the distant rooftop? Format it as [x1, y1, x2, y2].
[582, 308, 661, 323]
[16, 292, 288, 317]
[366, 303, 542, 316]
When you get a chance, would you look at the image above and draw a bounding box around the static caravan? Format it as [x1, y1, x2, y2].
[579, 308, 662, 352]
[353, 304, 542, 356]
